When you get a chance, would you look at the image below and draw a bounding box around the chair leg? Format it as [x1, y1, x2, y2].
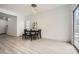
[40, 34, 41, 39]
[25, 36, 26, 39]
[30, 36, 32, 41]
[37, 35, 39, 39]
[22, 35, 24, 40]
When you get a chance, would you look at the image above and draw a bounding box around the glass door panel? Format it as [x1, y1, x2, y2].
[73, 5, 79, 50]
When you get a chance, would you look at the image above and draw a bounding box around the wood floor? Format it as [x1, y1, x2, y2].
[0, 34, 77, 54]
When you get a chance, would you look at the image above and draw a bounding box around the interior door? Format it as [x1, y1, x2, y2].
[73, 5, 79, 50]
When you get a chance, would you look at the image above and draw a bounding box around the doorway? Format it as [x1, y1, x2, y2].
[0, 12, 17, 36]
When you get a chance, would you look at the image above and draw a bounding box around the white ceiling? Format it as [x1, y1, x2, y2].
[0, 4, 67, 16]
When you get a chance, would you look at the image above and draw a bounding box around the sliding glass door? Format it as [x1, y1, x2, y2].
[73, 5, 79, 50]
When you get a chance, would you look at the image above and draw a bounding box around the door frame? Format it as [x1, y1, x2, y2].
[73, 4, 79, 52]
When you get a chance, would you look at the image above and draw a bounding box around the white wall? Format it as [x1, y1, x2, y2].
[33, 5, 71, 42]
[0, 8, 25, 36]
[17, 14, 25, 36]
[7, 17, 17, 36]
[0, 19, 7, 34]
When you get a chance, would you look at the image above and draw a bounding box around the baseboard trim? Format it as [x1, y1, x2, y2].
[42, 37, 69, 43]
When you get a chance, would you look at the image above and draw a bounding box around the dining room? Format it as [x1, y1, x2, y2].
[0, 4, 78, 54]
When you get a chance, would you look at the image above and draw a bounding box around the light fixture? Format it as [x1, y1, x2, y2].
[31, 4, 37, 14]
[31, 4, 37, 8]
